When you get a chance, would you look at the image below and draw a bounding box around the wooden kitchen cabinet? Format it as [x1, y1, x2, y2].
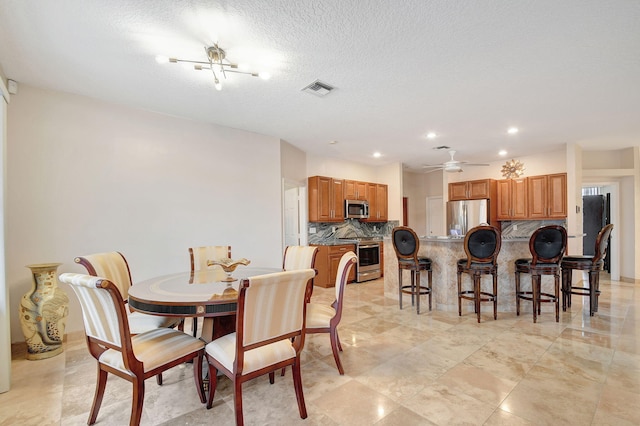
[527, 173, 567, 219]
[344, 180, 368, 200]
[364, 183, 388, 222]
[308, 176, 344, 222]
[312, 244, 356, 288]
[496, 178, 528, 220]
[449, 179, 495, 201]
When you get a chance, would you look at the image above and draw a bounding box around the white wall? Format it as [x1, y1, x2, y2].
[403, 171, 429, 234]
[1, 75, 10, 392]
[6, 85, 283, 342]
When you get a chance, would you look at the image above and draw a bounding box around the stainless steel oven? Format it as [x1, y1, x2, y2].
[354, 239, 381, 282]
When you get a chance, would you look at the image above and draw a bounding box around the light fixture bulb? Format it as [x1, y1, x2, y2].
[155, 55, 169, 64]
[214, 79, 222, 91]
[258, 71, 271, 80]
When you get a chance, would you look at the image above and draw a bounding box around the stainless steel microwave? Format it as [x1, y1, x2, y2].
[345, 199, 369, 219]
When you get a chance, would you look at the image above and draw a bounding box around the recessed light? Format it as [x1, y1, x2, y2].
[426, 132, 437, 139]
[499, 150, 508, 156]
[328, 140, 338, 145]
[373, 152, 382, 158]
[507, 127, 519, 135]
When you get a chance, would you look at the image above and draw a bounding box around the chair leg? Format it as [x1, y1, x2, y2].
[336, 329, 343, 352]
[563, 269, 573, 309]
[428, 269, 433, 311]
[269, 371, 275, 384]
[457, 270, 462, 317]
[205, 362, 219, 409]
[193, 353, 206, 403]
[492, 271, 498, 321]
[515, 271, 521, 316]
[532, 274, 539, 323]
[88, 367, 108, 425]
[554, 273, 560, 322]
[398, 269, 403, 310]
[233, 379, 244, 426]
[589, 270, 598, 316]
[474, 274, 481, 323]
[291, 357, 308, 420]
[415, 270, 421, 314]
[192, 317, 199, 338]
[156, 373, 163, 386]
[131, 377, 145, 426]
[329, 327, 345, 374]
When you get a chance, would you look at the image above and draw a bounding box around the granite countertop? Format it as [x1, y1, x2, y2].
[311, 236, 384, 246]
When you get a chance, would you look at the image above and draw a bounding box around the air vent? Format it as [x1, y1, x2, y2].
[301, 79, 335, 97]
[433, 146, 451, 150]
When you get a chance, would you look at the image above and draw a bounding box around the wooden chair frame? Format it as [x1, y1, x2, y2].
[457, 225, 502, 323]
[515, 225, 568, 322]
[60, 273, 205, 426]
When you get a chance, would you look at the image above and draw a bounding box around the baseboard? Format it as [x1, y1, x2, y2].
[620, 276, 640, 284]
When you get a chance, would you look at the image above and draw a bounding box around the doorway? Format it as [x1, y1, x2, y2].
[282, 179, 307, 247]
[426, 196, 444, 237]
[582, 184, 619, 280]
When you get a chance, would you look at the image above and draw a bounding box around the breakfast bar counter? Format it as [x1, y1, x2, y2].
[383, 236, 533, 313]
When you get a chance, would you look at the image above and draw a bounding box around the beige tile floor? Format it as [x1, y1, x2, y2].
[1, 274, 639, 425]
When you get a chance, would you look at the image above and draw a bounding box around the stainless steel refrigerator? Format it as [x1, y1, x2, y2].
[446, 199, 489, 236]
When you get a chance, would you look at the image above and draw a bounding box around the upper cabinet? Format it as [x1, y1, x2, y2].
[364, 183, 388, 222]
[527, 173, 567, 219]
[497, 173, 567, 220]
[308, 176, 388, 222]
[308, 176, 344, 222]
[344, 180, 368, 200]
[496, 178, 527, 220]
[449, 179, 495, 200]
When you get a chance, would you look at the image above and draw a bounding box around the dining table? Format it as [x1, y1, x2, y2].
[128, 266, 280, 342]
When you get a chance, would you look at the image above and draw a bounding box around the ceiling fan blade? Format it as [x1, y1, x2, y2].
[464, 163, 490, 166]
[422, 164, 443, 169]
[424, 167, 444, 174]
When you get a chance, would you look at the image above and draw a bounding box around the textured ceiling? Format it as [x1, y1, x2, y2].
[1, 0, 639, 171]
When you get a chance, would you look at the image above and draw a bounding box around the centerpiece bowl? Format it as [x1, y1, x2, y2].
[206, 258, 251, 282]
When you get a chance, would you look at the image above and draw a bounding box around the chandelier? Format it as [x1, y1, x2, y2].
[156, 44, 270, 91]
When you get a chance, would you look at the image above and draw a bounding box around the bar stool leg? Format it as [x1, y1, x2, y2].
[554, 272, 560, 322]
[428, 269, 433, 311]
[410, 270, 416, 307]
[515, 271, 521, 316]
[589, 270, 598, 316]
[532, 274, 539, 323]
[416, 270, 421, 315]
[398, 269, 403, 310]
[474, 273, 481, 323]
[457, 270, 462, 317]
[492, 270, 498, 320]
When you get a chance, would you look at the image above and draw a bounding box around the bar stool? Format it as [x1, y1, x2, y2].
[562, 224, 614, 316]
[457, 225, 501, 323]
[392, 226, 433, 314]
[515, 225, 567, 323]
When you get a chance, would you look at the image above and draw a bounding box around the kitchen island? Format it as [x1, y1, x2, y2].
[383, 236, 536, 314]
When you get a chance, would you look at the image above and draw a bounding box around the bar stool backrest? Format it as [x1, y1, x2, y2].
[530, 225, 567, 266]
[392, 226, 420, 263]
[463, 225, 501, 266]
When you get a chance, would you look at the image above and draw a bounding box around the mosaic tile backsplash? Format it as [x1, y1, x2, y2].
[308, 219, 399, 244]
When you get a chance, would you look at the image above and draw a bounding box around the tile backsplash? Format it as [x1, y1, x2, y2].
[308, 219, 399, 244]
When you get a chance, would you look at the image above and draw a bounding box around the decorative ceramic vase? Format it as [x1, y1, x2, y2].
[20, 263, 68, 360]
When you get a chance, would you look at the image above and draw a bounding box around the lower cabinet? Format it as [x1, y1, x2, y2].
[312, 244, 356, 288]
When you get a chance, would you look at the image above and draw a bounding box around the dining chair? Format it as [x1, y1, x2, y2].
[515, 225, 568, 322]
[283, 245, 319, 302]
[562, 223, 614, 316]
[189, 245, 232, 272]
[392, 226, 433, 314]
[204, 268, 315, 426]
[59, 273, 205, 426]
[306, 251, 357, 374]
[457, 225, 502, 323]
[188, 245, 232, 336]
[75, 251, 183, 385]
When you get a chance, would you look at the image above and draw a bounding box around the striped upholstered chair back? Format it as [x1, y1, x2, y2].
[61, 273, 129, 350]
[283, 245, 318, 271]
[204, 268, 315, 423]
[189, 245, 232, 271]
[75, 251, 133, 298]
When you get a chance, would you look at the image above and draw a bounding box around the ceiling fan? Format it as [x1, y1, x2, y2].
[423, 150, 490, 173]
